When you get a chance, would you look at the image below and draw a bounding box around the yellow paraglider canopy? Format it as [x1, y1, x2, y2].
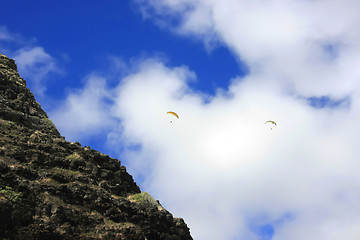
[167, 111, 179, 119]
[265, 120, 276, 125]
[265, 120, 277, 130]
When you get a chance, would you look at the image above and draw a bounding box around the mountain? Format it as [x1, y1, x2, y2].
[0, 53, 193, 240]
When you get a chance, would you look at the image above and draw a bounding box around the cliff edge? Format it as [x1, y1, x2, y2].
[0, 53, 193, 240]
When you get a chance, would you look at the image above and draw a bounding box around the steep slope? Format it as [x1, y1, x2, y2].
[0, 53, 193, 240]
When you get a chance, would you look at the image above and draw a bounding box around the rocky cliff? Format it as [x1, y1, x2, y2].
[0, 53, 193, 240]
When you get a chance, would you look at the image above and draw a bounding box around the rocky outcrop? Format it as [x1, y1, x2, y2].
[0, 53, 193, 240]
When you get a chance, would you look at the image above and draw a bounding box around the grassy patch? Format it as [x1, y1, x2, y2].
[0, 119, 12, 127]
[0, 186, 22, 203]
[128, 192, 162, 209]
[80, 231, 98, 238]
[41, 118, 57, 129]
[66, 152, 81, 161]
[52, 167, 82, 176]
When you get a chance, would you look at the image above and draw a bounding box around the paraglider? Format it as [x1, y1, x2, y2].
[167, 111, 179, 118]
[167, 111, 179, 123]
[265, 120, 277, 130]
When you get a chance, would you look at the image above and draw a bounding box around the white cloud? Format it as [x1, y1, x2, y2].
[0, 26, 63, 96]
[54, 57, 360, 239]
[0, 26, 14, 41]
[50, 74, 115, 142]
[0, 25, 35, 44]
[117, 0, 360, 239]
[13, 46, 62, 95]
[52, 0, 360, 239]
[108, 59, 360, 239]
[134, 0, 360, 98]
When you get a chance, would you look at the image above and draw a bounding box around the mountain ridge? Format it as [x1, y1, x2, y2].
[0, 53, 193, 240]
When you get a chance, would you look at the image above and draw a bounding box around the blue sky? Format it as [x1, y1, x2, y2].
[1, 0, 241, 98]
[2, 1, 360, 239]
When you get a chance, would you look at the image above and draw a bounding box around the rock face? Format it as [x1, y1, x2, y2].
[0, 54, 193, 240]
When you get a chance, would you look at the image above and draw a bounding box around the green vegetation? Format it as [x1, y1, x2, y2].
[104, 218, 118, 226]
[81, 231, 98, 238]
[0, 119, 12, 127]
[66, 152, 81, 161]
[0, 186, 22, 203]
[41, 118, 56, 129]
[129, 192, 161, 208]
[53, 167, 82, 176]
[80, 222, 136, 238]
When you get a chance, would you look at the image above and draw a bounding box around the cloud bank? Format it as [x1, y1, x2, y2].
[52, 0, 360, 239]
